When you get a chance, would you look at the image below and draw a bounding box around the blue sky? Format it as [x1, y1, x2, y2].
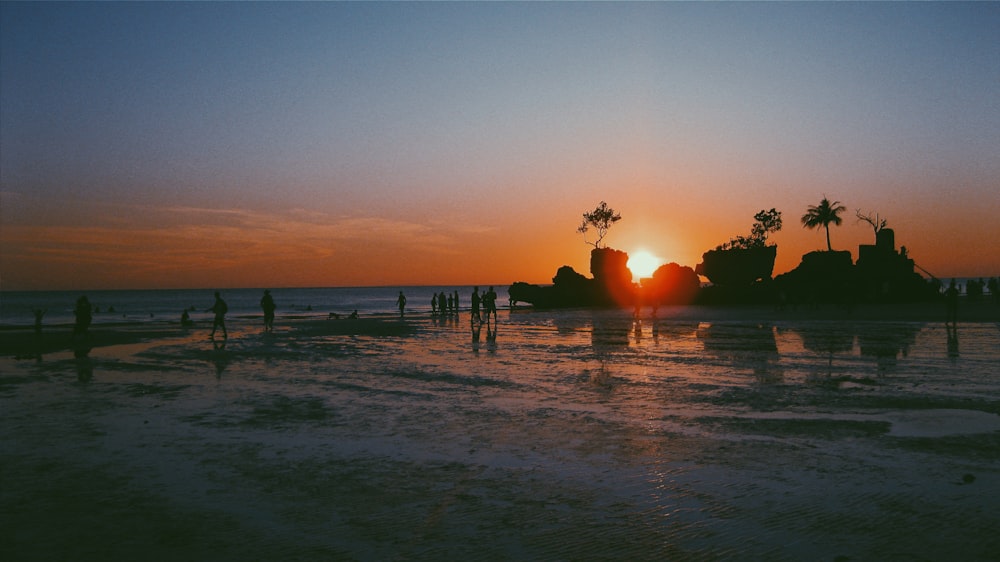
[2, 2, 998, 289]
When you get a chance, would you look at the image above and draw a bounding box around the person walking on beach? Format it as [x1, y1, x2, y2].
[260, 289, 276, 332]
[396, 291, 407, 317]
[73, 296, 92, 336]
[209, 291, 228, 339]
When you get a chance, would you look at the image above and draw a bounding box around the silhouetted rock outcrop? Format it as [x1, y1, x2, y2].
[696, 246, 777, 286]
[855, 229, 936, 302]
[510, 248, 634, 308]
[645, 263, 700, 305]
[773, 228, 938, 305]
[774, 250, 856, 305]
[590, 248, 633, 306]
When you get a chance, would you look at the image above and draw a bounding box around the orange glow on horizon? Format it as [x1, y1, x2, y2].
[1, 195, 998, 291]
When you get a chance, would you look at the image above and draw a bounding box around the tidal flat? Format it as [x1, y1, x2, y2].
[2, 307, 999, 560]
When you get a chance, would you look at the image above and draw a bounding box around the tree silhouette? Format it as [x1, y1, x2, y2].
[855, 209, 887, 243]
[801, 197, 847, 251]
[717, 208, 783, 250]
[577, 201, 622, 249]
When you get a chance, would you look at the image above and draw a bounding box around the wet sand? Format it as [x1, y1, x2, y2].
[2, 304, 999, 560]
[2, 300, 996, 358]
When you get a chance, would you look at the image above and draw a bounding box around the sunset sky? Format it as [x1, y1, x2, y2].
[2, 2, 998, 291]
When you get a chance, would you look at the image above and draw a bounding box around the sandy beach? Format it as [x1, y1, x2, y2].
[2, 302, 999, 560]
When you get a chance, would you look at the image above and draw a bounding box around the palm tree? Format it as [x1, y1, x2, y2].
[801, 197, 847, 251]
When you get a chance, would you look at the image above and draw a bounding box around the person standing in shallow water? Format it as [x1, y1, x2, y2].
[260, 289, 276, 332]
[73, 296, 92, 336]
[471, 287, 482, 324]
[396, 291, 407, 317]
[484, 286, 498, 322]
[209, 291, 228, 339]
[945, 279, 959, 325]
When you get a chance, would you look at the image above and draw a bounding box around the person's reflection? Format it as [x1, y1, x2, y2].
[632, 320, 643, 344]
[486, 323, 497, 354]
[947, 324, 959, 358]
[211, 340, 229, 376]
[471, 322, 482, 353]
[74, 346, 93, 382]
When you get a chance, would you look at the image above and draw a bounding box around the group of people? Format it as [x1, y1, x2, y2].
[962, 277, 999, 302]
[470, 286, 499, 324]
[207, 287, 501, 337]
[429, 291, 461, 317]
[395, 286, 499, 324]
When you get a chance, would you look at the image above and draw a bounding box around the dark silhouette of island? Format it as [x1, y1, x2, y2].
[510, 201, 943, 310]
[510, 247, 700, 309]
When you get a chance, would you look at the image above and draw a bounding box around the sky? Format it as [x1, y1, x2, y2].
[2, 2, 998, 291]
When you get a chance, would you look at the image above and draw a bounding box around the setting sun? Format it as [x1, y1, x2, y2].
[627, 250, 662, 281]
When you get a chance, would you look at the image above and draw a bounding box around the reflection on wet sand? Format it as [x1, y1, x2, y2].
[210, 340, 229, 376]
[856, 322, 922, 373]
[697, 322, 783, 383]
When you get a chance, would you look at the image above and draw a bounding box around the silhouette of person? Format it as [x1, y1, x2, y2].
[209, 291, 228, 339]
[945, 279, 959, 325]
[32, 308, 46, 336]
[438, 292, 448, 317]
[471, 286, 482, 323]
[260, 289, 276, 332]
[30, 308, 47, 361]
[447, 293, 454, 315]
[396, 291, 407, 317]
[431, 294, 438, 316]
[484, 286, 498, 322]
[453, 291, 460, 314]
[349, 309, 359, 319]
[73, 296, 92, 336]
[181, 310, 193, 327]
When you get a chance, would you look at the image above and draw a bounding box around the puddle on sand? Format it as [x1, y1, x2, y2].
[885, 409, 1000, 437]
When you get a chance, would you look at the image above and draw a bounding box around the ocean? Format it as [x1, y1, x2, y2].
[3, 277, 994, 328]
[0, 285, 511, 327]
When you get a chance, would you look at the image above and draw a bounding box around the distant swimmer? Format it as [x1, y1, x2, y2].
[209, 291, 228, 339]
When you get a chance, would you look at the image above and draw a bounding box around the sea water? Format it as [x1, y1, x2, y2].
[0, 285, 511, 327]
